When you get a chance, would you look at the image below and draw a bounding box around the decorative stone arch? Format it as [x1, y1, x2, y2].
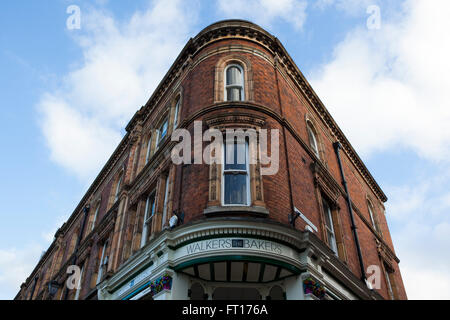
[305, 114, 326, 163]
[214, 55, 254, 103]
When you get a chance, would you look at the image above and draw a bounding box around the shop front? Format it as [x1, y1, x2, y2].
[97, 218, 378, 301]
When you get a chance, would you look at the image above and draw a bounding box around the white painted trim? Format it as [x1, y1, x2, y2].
[224, 64, 245, 101]
[221, 139, 251, 206]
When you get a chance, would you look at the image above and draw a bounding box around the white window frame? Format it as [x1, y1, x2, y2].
[96, 242, 108, 285]
[221, 138, 251, 207]
[173, 98, 180, 130]
[140, 191, 156, 248]
[368, 201, 377, 231]
[157, 118, 169, 147]
[161, 176, 170, 229]
[384, 266, 394, 300]
[74, 264, 84, 300]
[114, 173, 123, 202]
[307, 123, 320, 159]
[91, 201, 101, 231]
[322, 198, 338, 255]
[145, 135, 152, 164]
[224, 64, 245, 102]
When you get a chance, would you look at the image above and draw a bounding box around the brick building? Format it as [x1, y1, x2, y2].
[15, 20, 407, 300]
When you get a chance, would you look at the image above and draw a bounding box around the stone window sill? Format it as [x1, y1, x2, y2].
[203, 205, 269, 216]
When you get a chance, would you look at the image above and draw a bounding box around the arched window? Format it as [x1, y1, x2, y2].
[367, 201, 377, 231]
[90, 200, 101, 232]
[96, 240, 109, 285]
[74, 263, 85, 300]
[322, 197, 337, 255]
[140, 191, 156, 248]
[225, 64, 244, 101]
[114, 173, 123, 202]
[145, 134, 152, 164]
[307, 122, 320, 159]
[173, 98, 180, 130]
[156, 118, 169, 148]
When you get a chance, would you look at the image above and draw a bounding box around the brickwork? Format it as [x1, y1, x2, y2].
[15, 20, 406, 301]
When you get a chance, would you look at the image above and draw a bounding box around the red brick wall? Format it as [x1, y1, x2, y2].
[19, 30, 406, 301]
[174, 36, 407, 300]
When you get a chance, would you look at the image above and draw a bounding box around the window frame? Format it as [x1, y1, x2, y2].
[322, 197, 338, 255]
[140, 191, 156, 248]
[91, 200, 101, 232]
[96, 241, 108, 285]
[224, 64, 245, 102]
[367, 200, 377, 231]
[221, 137, 251, 207]
[114, 173, 123, 202]
[156, 118, 169, 148]
[307, 122, 320, 159]
[74, 263, 84, 300]
[145, 134, 152, 164]
[384, 264, 395, 300]
[173, 98, 180, 130]
[161, 176, 170, 228]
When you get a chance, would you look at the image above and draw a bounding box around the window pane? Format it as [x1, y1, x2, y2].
[327, 231, 337, 254]
[146, 193, 156, 219]
[224, 173, 247, 205]
[150, 194, 156, 217]
[224, 140, 246, 171]
[384, 268, 394, 299]
[308, 126, 319, 157]
[173, 100, 180, 128]
[159, 120, 168, 143]
[115, 175, 123, 200]
[368, 203, 376, 229]
[226, 66, 242, 85]
[145, 136, 152, 163]
[227, 87, 241, 101]
[322, 199, 333, 229]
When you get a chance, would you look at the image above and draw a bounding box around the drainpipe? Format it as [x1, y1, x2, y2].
[63, 205, 90, 300]
[333, 142, 366, 282]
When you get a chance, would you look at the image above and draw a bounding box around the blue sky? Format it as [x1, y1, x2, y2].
[1, 0, 449, 300]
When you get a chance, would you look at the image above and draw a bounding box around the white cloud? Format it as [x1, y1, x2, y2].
[217, 0, 308, 30]
[400, 266, 450, 300]
[383, 168, 450, 299]
[0, 245, 44, 300]
[310, 0, 450, 162]
[38, 0, 198, 181]
[0, 214, 70, 299]
[310, 0, 450, 299]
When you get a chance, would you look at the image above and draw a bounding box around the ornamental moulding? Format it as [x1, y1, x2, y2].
[205, 112, 266, 129]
